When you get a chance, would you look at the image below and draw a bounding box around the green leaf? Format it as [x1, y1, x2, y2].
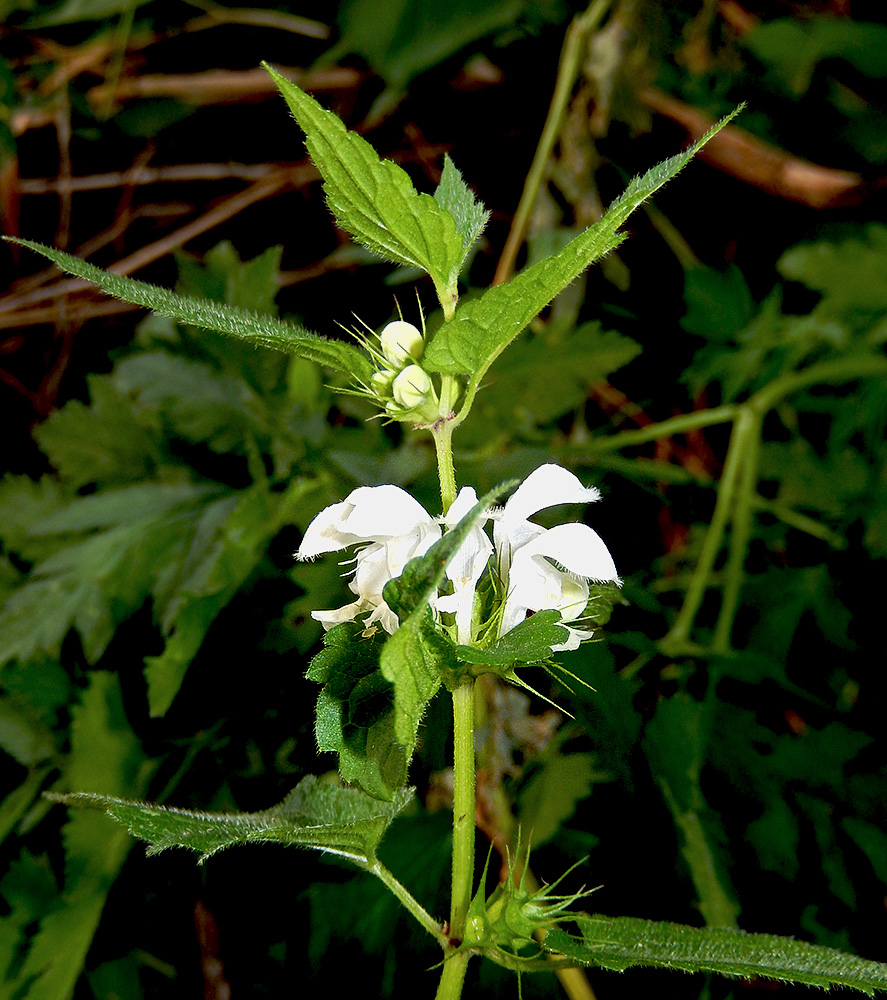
[12, 673, 150, 1000]
[5, 237, 371, 380]
[306, 622, 408, 801]
[0, 484, 217, 668]
[463, 324, 641, 434]
[334, 0, 535, 90]
[546, 915, 887, 993]
[423, 107, 743, 398]
[644, 695, 739, 928]
[433, 155, 490, 253]
[455, 610, 567, 666]
[33, 375, 159, 490]
[113, 352, 269, 455]
[264, 64, 465, 305]
[50, 776, 414, 868]
[146, 486, 278, 717]
[518, 753, 604, 848]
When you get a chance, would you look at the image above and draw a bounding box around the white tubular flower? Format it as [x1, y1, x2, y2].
[494, 464, 620, 652]
[296, 484, 442, 635]
[392, 364, 433, 410]
[380, 320, 424, 367]
[434, 487, 493, 644]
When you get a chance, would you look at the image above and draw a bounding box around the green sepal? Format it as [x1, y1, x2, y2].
[306, 622, 408, 801]
[6, 237, 372, 380]
[545, 915, 887, 994]
[47, 776, 413, 868]
[264, 64, 466, 307]
[423, 107, 744, 413]
[455, 610, 568, 668]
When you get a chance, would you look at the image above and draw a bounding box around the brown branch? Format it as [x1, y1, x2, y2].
[638, 86, 867, 209]
[85, 65, 361, 109]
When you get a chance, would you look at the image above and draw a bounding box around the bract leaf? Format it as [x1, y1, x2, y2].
[423, 108, 743, 405]
[306, 622, 408, 801]
[6, 237, 371, 380]
[546, 915, 887, 994]
[455, 609, 568, 666]
[264, 64, 465, 306]
[433, 154, 490, 253]
[48, 776, 413, 867]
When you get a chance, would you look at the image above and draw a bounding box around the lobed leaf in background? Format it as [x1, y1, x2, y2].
[1, 672, 154, 1000]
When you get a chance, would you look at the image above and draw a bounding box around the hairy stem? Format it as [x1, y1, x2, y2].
[449, 679, 477, 943]
[434, 422, 458, 513]
[370, 860, 447, 945]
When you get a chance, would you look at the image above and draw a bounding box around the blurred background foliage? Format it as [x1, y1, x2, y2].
[1, 1, 886, 998]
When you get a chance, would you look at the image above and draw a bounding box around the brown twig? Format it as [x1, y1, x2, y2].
[85, 65, 361, 109]
[638, 86, 867, 209]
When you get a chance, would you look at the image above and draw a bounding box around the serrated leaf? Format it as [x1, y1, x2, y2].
[306, 622, 408, 801]
[146, 486, 278, 717]
[423, 108, 743, 399]
[6, 237, 372, 380]
[519, 753, 603, 847]
[546, 915, 887, 993]
[113, 351, 269, 454]
[50, 776, 413, 867]
[264, 64, 465, 305]
[433, 154, 490, 252]
[455, 610, 567, 666]
[33, 375, 159, 489]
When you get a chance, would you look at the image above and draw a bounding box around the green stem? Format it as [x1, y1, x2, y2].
[449, 679, 477, 943]
[369, 860, 447, 945]
[433, 680, 477, 1000]
[434, 422, 458, 513]
[712, 407, 761, 653]
[581, 405, 738, 454]
[435, 949, 470, 1000]
[661, 406, 751, 655]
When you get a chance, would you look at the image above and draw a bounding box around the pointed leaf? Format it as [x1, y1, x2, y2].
[423, 108, 743, 399]
[49, 776, 413, 867]
[264, 64, 465, 304]
[546, 915, 887, 994]
[6, 237, 372, 380]
[433, 154, 490, 253]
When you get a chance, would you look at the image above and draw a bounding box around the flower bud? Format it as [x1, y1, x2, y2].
[392, 364, 433, 410]
[380, 321, 424, 367]
[370, 368, 396, 397]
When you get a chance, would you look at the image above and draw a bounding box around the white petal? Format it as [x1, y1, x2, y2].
[340, 484, 435, 539]
[296, 499, 362, 559]
[517, 522, 619, 583]
[501, 464, 600, 524]
[311, 602, 365, 629]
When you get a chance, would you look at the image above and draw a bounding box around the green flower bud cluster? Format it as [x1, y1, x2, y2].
[461, 847, 593, 961]
[370, 320, 444, 425]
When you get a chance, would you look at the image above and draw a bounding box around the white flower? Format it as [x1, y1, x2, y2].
[493, 465, 620, 652]
[434, 487, 493, 644]
[295, 464, 619, 653]
[295, 484, 490, 638]
[380, 320, 424, 367]
[296, 484, 441, 634]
